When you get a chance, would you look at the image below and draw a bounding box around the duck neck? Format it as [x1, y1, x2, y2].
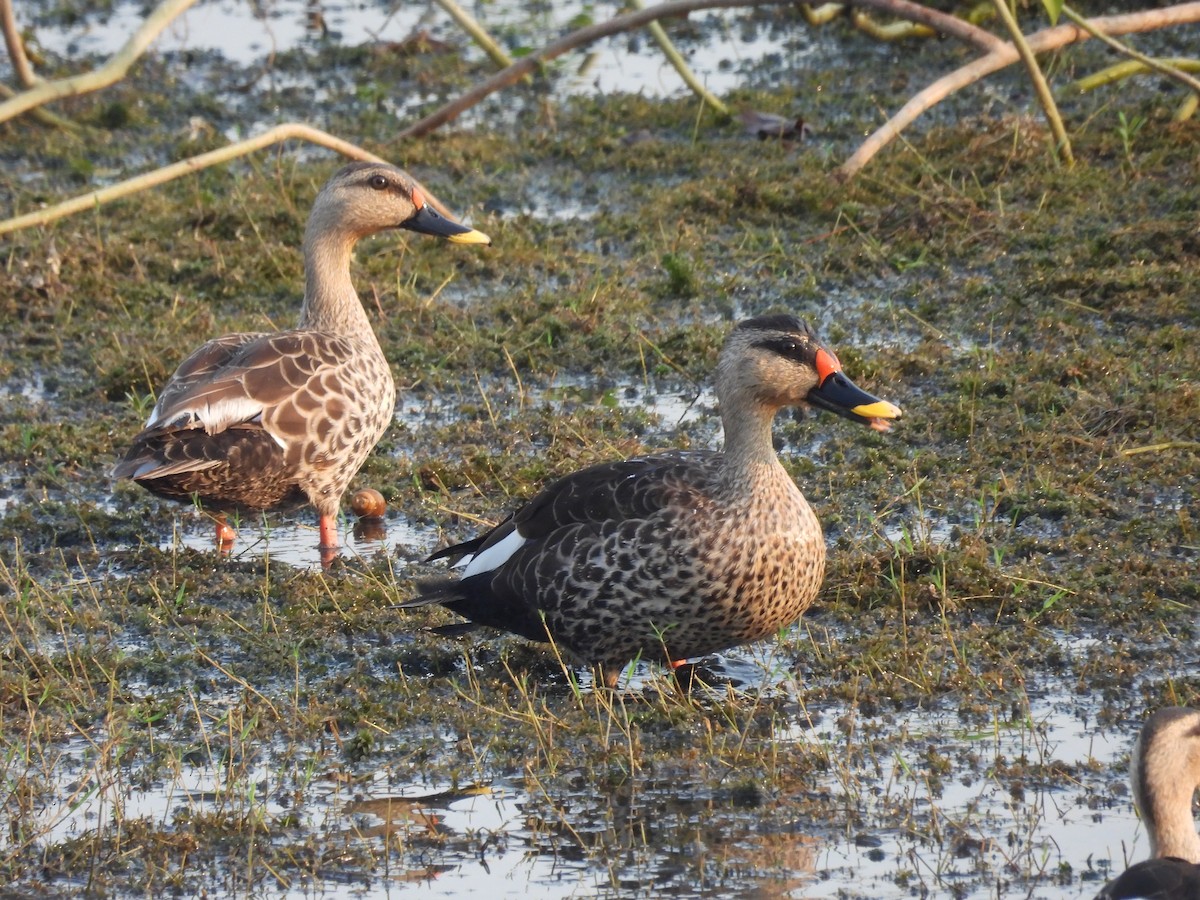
[1145, 785, 1200, 862]
[717, 391, 786, 490]
[1137, 743, 1200, 863]
[298, 224, 378, 344]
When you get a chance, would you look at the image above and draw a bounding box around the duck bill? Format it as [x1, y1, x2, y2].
[807, 371, 902, 433]
[402, 204, 491, 245]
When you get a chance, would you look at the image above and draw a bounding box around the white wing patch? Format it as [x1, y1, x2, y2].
[147, 396, 271, 440]
[461, 529, 527, 578]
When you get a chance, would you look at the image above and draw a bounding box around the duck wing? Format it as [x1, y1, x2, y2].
[147, 332, 354, 433]
[114, 330, 356, 479]
[408, 450, 721, 639]
[427, 449, 719, 567]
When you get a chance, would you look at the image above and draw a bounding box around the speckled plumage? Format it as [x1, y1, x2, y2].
[113, 162, 489, 552]
[1096, 707, 1200, 900]
[407, 314, 902, 686]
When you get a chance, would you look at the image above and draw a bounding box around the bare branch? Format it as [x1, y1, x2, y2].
[433, 0, 515, 70]
[0, 125, 382, 236]
[853, 0, 1003, 50]
[630, 0, 730, 117]
[0, 0, 37, 88]
[1060, 3, 1200, 95]
[0, 0, 200, 125]
[0, 81, 80, 130]
[838, 1, 1200, 180]
[396, 0, 999, 141]
[1070, 57, 1200, 93]
[988, 0, 1073, 166]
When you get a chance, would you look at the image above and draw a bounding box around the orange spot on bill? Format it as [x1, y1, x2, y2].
[815, 347, 842, 384]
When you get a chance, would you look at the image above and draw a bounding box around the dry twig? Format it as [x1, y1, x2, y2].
[432, 0, 515, 70]
[0, 0, 199, 125]
[1071, 57, 1200, 92]
[630, 0, 730, 116]
[0, 0, 37, 88]
[0, 125, 381, 236]
[988, 0, 1073, 166]
[1061, 3, 1200, 96]
[838, 1, 1200, 179]
[397, 0, 999, 140]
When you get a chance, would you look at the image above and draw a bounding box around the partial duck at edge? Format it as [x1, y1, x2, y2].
[1096, 706, 1200, 900]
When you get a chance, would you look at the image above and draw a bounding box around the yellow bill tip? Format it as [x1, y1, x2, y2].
[852, 400, 902, 421]
[448, 227, 492, 246]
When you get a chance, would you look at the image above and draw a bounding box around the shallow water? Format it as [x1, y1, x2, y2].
[20, 0, 805, 102]
[18, 669, 1145, 899]
[126, 374, 716, 570]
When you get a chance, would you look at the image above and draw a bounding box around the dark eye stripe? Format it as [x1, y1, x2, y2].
[757, 337, 812, 362]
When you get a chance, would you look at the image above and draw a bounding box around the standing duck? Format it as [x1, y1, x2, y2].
[1096, 707, 1200, 900]
[403, 314, 901, 688]
[113, 162, 490, 560]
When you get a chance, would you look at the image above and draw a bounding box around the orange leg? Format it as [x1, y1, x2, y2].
[318, 514, 340, 568]
[600, 666, 621, 690]
[318, 514, 340, 549]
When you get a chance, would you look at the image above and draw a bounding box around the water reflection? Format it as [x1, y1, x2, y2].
[342, 784, 492, 840]
[5, 673, 1152, 899]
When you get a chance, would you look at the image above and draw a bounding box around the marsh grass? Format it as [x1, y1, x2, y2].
[2, 14, 1199, 894]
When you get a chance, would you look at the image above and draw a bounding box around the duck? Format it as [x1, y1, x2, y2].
[1095, 706, 1200, 900]
[113, 162, 490, 561]
[402, 314, 902, 689]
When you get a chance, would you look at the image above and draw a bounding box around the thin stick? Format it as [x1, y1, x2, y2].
[1061, 3, 1200, 94]
[0, 0, 37, 88]
[432, 0, 515, 70]
[838, 1, 1200, 180]
[839, 0, 1003, 49]
[0, 0, 200, 125]
[1071, 57, 1200, 92]
[0, 81, 80, 130]
[396, 0, 999, 141]
[630, 0, 729, 116]
[0, 124, 381, 236]
[849, 10, 934, 41]
[1120, 441, 1200, 456]
[988, 0, 1073, 166]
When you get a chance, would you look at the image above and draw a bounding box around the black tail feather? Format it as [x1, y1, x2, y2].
[425, 535, 485, 564]
[392, 576, 466, 609]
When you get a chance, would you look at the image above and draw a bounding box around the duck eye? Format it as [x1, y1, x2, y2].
[368, 175, 389, 190]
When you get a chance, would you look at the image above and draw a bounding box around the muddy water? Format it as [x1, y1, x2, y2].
[21, 0, 807, 102]
[18, 671, 1140, 898]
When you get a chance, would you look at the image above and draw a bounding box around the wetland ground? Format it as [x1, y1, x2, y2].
[0, 1, 1198, 897]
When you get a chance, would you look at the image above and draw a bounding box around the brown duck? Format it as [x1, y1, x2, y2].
[404, 314, 901, 688]
[114, 162, 490, 559]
